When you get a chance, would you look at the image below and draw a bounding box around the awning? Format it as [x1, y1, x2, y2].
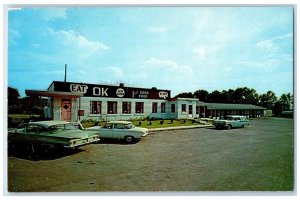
[25, 90, 83, 98]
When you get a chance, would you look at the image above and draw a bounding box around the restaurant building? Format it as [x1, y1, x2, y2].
[25, 81, 265, 122]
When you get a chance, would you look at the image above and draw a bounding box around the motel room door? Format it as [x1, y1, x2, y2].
[61, 99, 72, 121]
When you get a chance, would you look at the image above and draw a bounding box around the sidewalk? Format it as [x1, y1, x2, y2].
[148, 124, 214, 132]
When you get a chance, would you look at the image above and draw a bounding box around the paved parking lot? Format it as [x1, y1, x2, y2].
[7, 118, 294, 192]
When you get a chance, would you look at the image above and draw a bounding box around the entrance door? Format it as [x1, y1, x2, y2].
[188, 105, 193, 118]
[61, 99, 72, 121]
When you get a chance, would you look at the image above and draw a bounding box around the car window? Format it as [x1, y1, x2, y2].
[114, 123, 124, 129]
[103, 123, 113, 129]
[49, 123, 76, 133]
[124, 124, 134, 129]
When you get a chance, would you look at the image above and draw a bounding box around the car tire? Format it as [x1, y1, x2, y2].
[227, 125, 232, 130]
[124, 136, 134, 143]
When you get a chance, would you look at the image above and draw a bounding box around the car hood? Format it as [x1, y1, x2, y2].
[132, 127, 148, 133]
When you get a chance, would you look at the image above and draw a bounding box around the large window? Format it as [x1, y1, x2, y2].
[135, 102, 144, 114]
[181, 104, 186, 112]
[90, 101, 101, 114]
[152, 102, 158, 113]
[171, 104, 175, 113]
[122, 102, 131, 114]
[161, 103, 166, 113]
[107, 101, 117, 114]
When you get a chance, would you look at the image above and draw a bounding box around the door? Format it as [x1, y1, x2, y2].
[188, 105, 193, 118]
[61, 99, 72, 121]
[112, 123, 125, 139]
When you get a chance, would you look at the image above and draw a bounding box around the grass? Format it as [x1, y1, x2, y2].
[81, 119, 200, 129]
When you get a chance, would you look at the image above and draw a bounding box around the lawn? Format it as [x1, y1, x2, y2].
[81, 119, 200, 129]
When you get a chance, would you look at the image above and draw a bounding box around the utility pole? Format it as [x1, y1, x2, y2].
[64, 64, 67, 82]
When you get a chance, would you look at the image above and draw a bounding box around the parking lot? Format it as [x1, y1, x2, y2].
[7, 118, 294, 192]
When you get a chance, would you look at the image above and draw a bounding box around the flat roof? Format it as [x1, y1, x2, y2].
[25, 90, 83, 98]
[197, 101, 265, 110]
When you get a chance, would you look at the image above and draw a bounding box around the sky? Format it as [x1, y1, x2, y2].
[7, 6, 294, 97]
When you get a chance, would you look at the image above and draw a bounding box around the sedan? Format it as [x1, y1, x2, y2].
[87, 121, 148, 143]
[8, 120, 100, 152]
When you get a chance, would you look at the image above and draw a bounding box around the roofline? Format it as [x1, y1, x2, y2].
[51, 80, 171, 92]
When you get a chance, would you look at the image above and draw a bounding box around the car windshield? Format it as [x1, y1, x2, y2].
[49, 123, 77, 132]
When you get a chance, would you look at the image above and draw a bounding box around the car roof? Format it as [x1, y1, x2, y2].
[29, 120, 71, 128]
[226, 115, 246, 118]
[106, 121, 132, 124]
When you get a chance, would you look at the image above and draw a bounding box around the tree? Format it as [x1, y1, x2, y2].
[174, 92, 194, 98]
[273, 93, 293, 116]
[208, 90, 223, 103]
[258, 91, 277, 110]
[232, 87, 259, 104]
[193, 89, 209, 102]
[8, 87, 21, 114]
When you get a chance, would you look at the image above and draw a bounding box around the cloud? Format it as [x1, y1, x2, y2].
[47, 28, 110, 58]
[41, 8, 68, 21]
[256, 32, 292, 51]
[147, 26, 168, 33]
[103, 66, 124, 78]
[145, 57, 193, 73]
[8, 28, 21, 45]
[236, 59, 279, 72]
[193, 47, 206, 60]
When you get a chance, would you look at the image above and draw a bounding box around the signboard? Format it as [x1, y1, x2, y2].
[52, 81, 170, 100]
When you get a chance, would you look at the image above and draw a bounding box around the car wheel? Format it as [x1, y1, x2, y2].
[124, 136, 134, 143]
[227, 125, 232, 130]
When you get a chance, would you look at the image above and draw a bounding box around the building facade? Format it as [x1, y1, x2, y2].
[196, 101, 265, 119]
[25, 81, 265, 122]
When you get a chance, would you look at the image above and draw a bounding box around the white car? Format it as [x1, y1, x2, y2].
[213, 115, 250, 130]
[87, 121, 149, 143]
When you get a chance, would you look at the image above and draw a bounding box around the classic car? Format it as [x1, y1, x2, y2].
[86, 121, 149, 143]
[213, 115, 250, 130]
[8, 121, 100, 150]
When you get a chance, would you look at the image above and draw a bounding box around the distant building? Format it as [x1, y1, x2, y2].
[196, 101, 265, 119]
[26, 81, 265, 122]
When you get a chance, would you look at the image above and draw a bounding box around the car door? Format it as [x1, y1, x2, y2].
[99, 123, 113, 138]
[112, 123, 125, 139]
[231, 118, 239, 128]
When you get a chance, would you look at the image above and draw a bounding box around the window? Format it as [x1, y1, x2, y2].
[107, 101, 117, 114]
[152, 102, 158, 113]
[90, 101, 101, 114]
[171, 104, 175, 113]
[114, 123, 124, 129]
[122, 102, 131, 114]
[161, 103, 166, 113]
[182, 104, 186, 112]
[135, 102, 144, 114]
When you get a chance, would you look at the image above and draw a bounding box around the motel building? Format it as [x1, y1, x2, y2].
[25, 81, 265, 122]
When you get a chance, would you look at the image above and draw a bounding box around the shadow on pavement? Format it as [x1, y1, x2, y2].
[7, 144, 84, 161]
[96, 138, 139, 145]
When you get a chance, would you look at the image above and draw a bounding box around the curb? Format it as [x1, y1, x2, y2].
[148, 124, 214, 132]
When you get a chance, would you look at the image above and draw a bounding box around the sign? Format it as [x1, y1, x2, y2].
[70, 84, 88, 93]
[116, 88, 125, 97]
[53, 81, 170, 99]
[159, 91, 169, 99]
